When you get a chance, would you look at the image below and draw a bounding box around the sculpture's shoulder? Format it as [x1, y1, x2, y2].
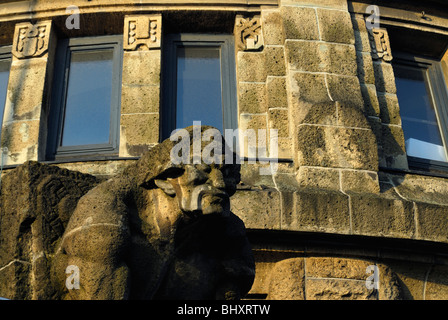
[60, 174, 138, 260]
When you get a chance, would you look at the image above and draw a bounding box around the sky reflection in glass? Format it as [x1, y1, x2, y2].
[61, 50, 113, 147]
[176, 47, 223, 133]
[395, 64, 447, 162]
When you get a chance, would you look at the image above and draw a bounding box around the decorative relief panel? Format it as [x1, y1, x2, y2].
[124, 15, 162, 51]
[368, 28, 393, 62]
[12, 21, 52, 59]
[235, 15, 264, 51]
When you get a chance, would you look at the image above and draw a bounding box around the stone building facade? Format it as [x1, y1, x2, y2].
[0, 0, 448, 299]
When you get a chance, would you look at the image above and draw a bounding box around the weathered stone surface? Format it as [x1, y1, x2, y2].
[281, 0, 348, 10]
[268, 108, 289, 137]
[285, 40, 357, 76]
[351, 14, 371, 52]
[237, 51, 267, 82]
[360, 83, 381, 117]
[415, 202, 448, 243]
[121, 85, 160, 114]
[317, 9, 355, 45]
[281, 6, 318, 40]
[296, 125, 378, 171]
[119, 113, 159, 157]
[266, 76, 287, 109]
[261, 10, 285, 45]
[250, 250, 299, 296]
[336, 101, 371, 128]
[373, 61, 397, 94]
[231, 189, 280, 230]
[0, 120, 40, 164]
[292, 101, 337, 126]
[306, 278, 375, 300]
[53, 160, 137, 179]
[297, 166, 340, 190]
[307, 257, 373, 279]
[340, 169, 380, 194]
[238, 114, 268, 158]
[122, 50, 161, 86]
[390, 174, 448, 206]
[351, 194, 415, 238]
[378, 93, 401, 125]
[0, 161, 100, 299]
[380, 124, 408, 169]
[4, 58, 47, 122]
[424, 265, 448, 300]
[239, 162, 276, 189]
[385, 261, 428, 300]
[326, 74, 364, 106]
[356, 51, 376, 84]
[264, 46, 286, 76]
[291, 72, 330, 104]
[266, 257, 402, 300]
[377, 263, 403, 300]
[267, 258, 305, 300]
[277, 137, 293, 159]
[238, 82, 267, 114]
[283, 189, 350, 233]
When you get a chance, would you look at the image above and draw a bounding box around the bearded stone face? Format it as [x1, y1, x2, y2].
[157, 162, 239, 218]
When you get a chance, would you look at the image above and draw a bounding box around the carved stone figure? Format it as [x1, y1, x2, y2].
[51, 125, 255, 300]
[0, 126, 254, 300]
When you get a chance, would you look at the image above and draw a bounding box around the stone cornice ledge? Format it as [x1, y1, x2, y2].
[0, 0, 279, 22]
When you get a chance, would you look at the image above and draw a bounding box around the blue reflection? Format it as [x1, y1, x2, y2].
[176, 47, 223, 132]
[0, 60, 10, 138]
[61, 50, 113, 147]
[395, 64, 447, 161]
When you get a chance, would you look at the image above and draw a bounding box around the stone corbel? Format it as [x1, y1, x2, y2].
[123, 15, 162, 51]
[12, 21, 52, 59]
[368, 28, 393, 62]
[235, 15, 264, 51]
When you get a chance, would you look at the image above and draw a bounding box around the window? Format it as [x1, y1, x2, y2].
[162, 34, 237, 140]
[0, 46, 11, 139]
[47, 36, 122, 160]
[393, 52, 448, 169]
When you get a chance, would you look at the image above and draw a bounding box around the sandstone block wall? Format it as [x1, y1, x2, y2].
[0, 0, 448, 299]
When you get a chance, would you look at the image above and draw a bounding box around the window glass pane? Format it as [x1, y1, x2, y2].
[176, 47, 223, 132]
[61, 49, 113, 147]
[0, 59, 10, 133]
[394, 64, 447, 162]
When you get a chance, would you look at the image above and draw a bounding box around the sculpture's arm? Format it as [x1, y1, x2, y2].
[58, 178, 132, 300]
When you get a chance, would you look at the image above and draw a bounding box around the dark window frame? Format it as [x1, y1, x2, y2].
[393, 51, 448, 172]
[47, 35, 123, 161]
[161, 33, 238, 140]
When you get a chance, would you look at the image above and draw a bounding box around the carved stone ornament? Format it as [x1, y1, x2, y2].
[368, 28, 393, 62]
[235, 15, 264, 51]
[12, 21, 52, 59]
[124, 15, 162, 51]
